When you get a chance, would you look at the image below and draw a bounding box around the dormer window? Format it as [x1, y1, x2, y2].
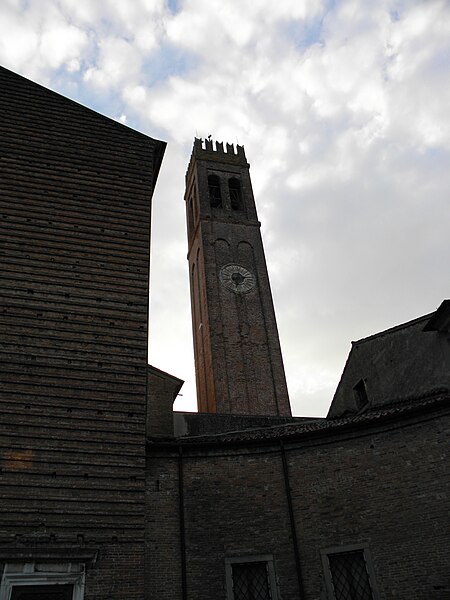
[208, 174, 222, 208]
[229, 178, 242, 211]
[353, 379, 369, 411]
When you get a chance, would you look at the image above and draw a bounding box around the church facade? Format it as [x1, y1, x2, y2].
[0, 66, 448, 600]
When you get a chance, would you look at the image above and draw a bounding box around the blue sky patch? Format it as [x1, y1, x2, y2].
[141, 42, 197, 86]
[167, 0, 181, 15]
[282, 17, 324, 50]
[49, 67, 129, 127]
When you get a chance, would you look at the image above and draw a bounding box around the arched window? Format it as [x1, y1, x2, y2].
[208, 174, 222, 208]
[229, 178, 242, 211]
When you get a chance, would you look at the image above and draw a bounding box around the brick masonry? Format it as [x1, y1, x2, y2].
[185, 139, 291, 417]
[147, 402, 449, 600]
[0, 66, 165, 599]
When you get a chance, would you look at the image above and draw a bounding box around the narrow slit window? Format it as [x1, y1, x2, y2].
[187, 198, 194, 234]
[208, 174, 222, 208]
[229, 178, 242, 211]
[192, 184, 198, 221]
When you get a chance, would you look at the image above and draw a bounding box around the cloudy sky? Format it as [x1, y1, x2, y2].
[1, 0, 449, 416]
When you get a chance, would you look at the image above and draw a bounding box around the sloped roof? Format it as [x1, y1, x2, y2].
[0, 65, 166, 188]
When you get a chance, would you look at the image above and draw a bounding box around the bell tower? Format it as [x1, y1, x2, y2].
[185, 138, 291, 416]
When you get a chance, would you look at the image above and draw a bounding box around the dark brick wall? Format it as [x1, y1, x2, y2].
[147, 366, 183, 437]
[148, 406, 449, 600]
[146, 455, 183, 599]
[288, 412, 449, 600]
[0, 67, 165, 598]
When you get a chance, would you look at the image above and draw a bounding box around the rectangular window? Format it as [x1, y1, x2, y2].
[322, 546, 379, 600]
[0, 562, 84, 600]
[226, 555, 278, 600]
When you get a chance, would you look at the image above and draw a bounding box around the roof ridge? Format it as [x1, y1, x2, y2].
[353, 312, 434, 345]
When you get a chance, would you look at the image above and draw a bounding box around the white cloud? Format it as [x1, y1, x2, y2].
[40, 23, 88, 69]
[84, 36, 142, 89]
[0, 2, 40, 70]
[0, 0, 448, 416]
[385, 2, 450, 149]
[0, 0, 89, 80]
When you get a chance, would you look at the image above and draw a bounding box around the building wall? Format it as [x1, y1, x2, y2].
[146, 454, 183, 599]
[147, 366, 183, 438]
[148, 405, 449, 600]
[0, 67, 164, 599]
[330, 315, 450, 417]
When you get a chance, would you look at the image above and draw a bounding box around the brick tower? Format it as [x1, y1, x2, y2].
[185, 138, 291, 416]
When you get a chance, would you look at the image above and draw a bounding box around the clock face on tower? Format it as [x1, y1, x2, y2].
[219, 264, 256, 293]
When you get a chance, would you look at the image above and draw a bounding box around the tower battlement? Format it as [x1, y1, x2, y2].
[186, 137, 248, 180]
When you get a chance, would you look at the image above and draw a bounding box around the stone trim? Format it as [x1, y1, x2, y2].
[0, 561, 86, 600]
[225, 554, 279, 600]
[320, 544, 380, 600]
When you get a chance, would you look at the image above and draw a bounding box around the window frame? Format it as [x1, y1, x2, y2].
[0, 562, 85, 600]
[320, 544, 380, 600]
[225, 554, 279, 600]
